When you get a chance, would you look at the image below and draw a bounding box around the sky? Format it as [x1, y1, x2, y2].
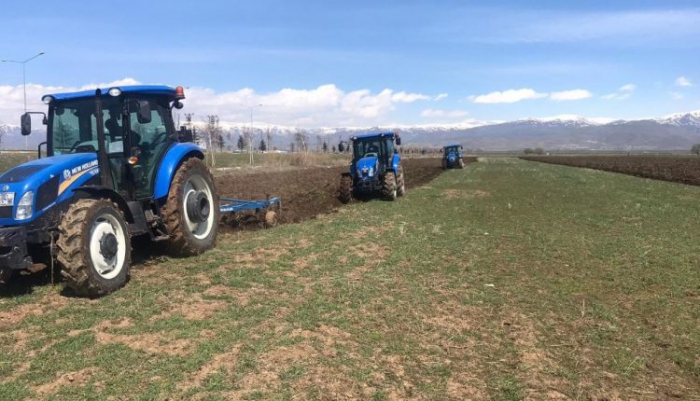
[1, 0, 699, 127]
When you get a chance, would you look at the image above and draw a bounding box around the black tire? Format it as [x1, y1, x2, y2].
[442, 159, 447, 170]
[58, 199, 131, 297]
[162, 158, 220, 257]
[396, 166, 406, 197]
[382, 171, 398, 201]
[339, 174, 353, 204]
[0, 268, 12, 285]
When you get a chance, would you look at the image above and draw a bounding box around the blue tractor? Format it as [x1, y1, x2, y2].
[339, 132, 404, 203]
[0, 85, 220, 296]
[442, 144, 465, 169]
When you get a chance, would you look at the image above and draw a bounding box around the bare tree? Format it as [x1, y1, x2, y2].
[294, 129, 309, 152]
[266, 128, 272, 153]
[202, 115, 220, 166]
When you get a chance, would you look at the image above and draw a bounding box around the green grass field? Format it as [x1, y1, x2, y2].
[1, 158, 698, 400]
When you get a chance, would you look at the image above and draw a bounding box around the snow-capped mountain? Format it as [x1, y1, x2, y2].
[656, 110, 700, 128]
[2, 111, 700, 151]
[513, 115, 614, 127]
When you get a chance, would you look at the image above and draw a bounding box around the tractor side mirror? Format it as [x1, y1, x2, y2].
[137, 101, 152, 124]
[21, 113, 31, 136]
[396, 137, 402, 146]
[461, 145, 464, 150]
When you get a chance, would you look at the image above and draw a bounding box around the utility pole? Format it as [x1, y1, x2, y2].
[1, 51, 45, 150]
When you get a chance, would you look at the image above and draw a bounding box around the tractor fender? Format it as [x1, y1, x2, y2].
[391, 154, 401, 172]
[153, 143, 205, 201]
[73, 186, 134, 223]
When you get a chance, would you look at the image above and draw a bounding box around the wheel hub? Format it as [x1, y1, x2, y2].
[186, 190, 211, 224]
[99, 233, 118, 261]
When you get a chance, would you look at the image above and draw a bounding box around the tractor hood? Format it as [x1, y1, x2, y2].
[354, 156, 378, 179]
[0, 153, 99, 226]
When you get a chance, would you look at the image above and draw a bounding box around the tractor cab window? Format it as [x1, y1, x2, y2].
[444, 146, 459, 154]
[50, 98, 122, 155]
[353, 138, 383, 160]
[127, 98, 173, 199]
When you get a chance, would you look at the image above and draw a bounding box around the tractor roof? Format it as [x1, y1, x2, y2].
[352, 131, 398, 141]
[46, 85, 180, 101]
[444, 144, 461, 149]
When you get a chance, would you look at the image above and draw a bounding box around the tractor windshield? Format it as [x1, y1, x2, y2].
[444, 146, 459, 154]
[353, 137, 395, 161]
[50, 98, 123, 155]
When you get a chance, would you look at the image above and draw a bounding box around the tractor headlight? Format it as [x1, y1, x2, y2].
[15, 191, 33, 220]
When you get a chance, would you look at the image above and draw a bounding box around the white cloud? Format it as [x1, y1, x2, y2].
[550, 89, 593, 101]
[468, 88, 593, 103]
[602, 84, 636, 100]
[434, 93, 448, 101]
[0, 78, 438, 127]
[469, 89, 548, 104]
[390, 91, 432, 103]
[421, 109, 468, 118]
[670, 92, 685, 100]
[676, 76, 693, 87]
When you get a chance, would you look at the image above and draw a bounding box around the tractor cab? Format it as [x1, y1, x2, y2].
[29, 85, 186, 201]
[351, 132, 401, 177]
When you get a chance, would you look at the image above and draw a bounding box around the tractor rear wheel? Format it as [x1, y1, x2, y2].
[339, 174, 353, 204]
[442, 159, 447, 170]
[396, 166, 406, 197]
[162, 158, 220, 257]
[58, 199, 131, 297]
[382, 171, 398, 201]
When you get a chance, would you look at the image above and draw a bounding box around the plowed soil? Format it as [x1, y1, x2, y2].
[215, 157, 476, 225]
[521, 155, 700, 186]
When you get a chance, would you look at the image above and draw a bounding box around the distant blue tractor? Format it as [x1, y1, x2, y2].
[339, 132, 405, 203]
[0, 85, 221, 296]
[442, 144, 465, 169]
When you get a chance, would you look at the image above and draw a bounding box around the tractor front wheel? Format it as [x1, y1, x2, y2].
[162, 158, 220, 257]
[58, 199, 131, 297]
[382, 171, 398, 201]
[339, 174, 353, 204]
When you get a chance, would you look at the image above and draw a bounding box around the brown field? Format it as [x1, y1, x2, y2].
[216, 157, 476, 225]
[521, 155, 700, 186]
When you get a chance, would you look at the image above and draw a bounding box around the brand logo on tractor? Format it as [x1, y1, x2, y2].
[63, 169, 72, 180]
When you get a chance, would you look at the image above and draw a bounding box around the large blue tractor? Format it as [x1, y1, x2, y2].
[0, 85, 220, 296]
[339, 132, 404, 203]
[442, 144, 465, 169]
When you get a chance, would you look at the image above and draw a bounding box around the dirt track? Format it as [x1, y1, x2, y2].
[215, 158, 475, 225]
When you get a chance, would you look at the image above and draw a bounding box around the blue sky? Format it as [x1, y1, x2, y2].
[1, 0, 699, 126]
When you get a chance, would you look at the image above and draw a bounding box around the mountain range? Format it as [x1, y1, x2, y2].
[1, 111, 699, 151]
